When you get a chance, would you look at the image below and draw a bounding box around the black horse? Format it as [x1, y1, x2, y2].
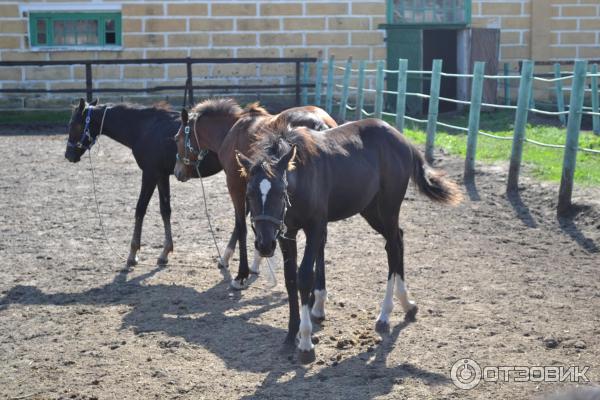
[65, 98, 223, 266]
[236, 118, 462, 363]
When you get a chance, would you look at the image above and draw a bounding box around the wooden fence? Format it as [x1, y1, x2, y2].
[302, 57, 600, 217]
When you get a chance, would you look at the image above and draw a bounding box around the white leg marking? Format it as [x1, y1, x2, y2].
[298, 305, 314, 352]
[377, 276, 395, 324]
[311, 289, 327, 319]
[259, 179, 271, 210]
[394, 274, 416, 312]
[220, 246, 234, 267]
[249, 248, 262, 274]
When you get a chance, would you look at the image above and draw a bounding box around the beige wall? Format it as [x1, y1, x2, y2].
[1, 0, 599, 108]
[473, 0, 600, 61]
[0, 0, 386, 108]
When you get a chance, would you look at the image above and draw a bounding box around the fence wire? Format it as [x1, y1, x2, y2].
[324, 62, 599, 155]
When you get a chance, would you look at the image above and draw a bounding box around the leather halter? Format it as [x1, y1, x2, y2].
[176, 116, 208, 168]
[249, 172, 290, 239]
[67, 106, 98, 151]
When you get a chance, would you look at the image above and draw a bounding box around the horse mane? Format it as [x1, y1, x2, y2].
[191, 98, 243, 118]
[242, 102, 270, 116]
[249, 122, 321, 177]
[152, 101, 173, 111]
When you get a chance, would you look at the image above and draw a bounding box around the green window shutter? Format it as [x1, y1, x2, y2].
[29, 12, 122, 48]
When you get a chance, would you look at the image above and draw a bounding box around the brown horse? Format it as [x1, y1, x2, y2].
[173, 99, 337, 288]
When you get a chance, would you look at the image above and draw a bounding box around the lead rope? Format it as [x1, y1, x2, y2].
[194, 163, 222, 262]
[87, 111, 277, 288]
[191, 119, 277, 288]
[191, 118, 222, 263]
[87, 107, 198, 268]
[88, 107, 131, 264]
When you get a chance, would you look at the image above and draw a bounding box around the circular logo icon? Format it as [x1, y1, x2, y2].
[450, 358, 482, 390]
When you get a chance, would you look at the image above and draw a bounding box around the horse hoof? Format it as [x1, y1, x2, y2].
[375, 320, 390, 334]
[126, 258, 137, 267]
[230, 278, 246, 291]
[310, 313, 325, 325]
[157, 257, 168, 266]
[297, 349, 316, 364]
[405, 305, 418, 322]
[280, 338, 296, 354]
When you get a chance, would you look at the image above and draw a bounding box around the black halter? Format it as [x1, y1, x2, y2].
[250, 171, 290, 239]
[67, 106, 97, 151]
[176, 117, 208, 168]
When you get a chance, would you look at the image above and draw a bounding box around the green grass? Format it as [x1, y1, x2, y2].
[388, 110, 600, 186]
[0, 110, 71, 125]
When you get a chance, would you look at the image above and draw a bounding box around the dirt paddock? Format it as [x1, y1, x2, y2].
[0, 129, 599, 399]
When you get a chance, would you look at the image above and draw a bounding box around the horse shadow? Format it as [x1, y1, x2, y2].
[0, 263, 290, 374]
[0, 265, 449, 398]
[240, 320, 449, 400]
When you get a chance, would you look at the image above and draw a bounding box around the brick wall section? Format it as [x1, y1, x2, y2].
[472, 0, 532, 61]
[1, 0, 599, 108]
[550, 2, 600, 59]
[0, 0, 386, 107]
[473, 0, 600, 61]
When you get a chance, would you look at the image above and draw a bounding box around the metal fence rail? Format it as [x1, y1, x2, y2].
[0, 57, 317, 107]
[309, 56, 599, 217]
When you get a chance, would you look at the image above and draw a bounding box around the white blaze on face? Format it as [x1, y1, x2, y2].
[259, 179, 271, 209]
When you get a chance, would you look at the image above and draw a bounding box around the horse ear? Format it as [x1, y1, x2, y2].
[77, 98, 85, 110]
[90, 98, 98, 106]
[276, 145, 297, 172]
[235, 150, 252, 178]
[181, 108, 189, 124]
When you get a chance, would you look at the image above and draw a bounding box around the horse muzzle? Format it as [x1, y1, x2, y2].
[255, 238, 277, 258]
[65, 149, 80, 163]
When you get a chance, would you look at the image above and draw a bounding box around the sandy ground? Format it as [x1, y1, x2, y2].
[0, 129, 599, 400]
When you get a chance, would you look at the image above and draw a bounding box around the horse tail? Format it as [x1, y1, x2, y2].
[410, 144, 462, 205]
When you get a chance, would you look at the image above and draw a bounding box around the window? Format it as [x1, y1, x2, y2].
[29, 12, 122, 48]
[387, 0, 471, 26]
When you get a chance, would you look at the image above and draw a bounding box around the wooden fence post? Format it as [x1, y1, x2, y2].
[591, 63, 599, 135]
[85, 63, 93, 103]
[355, 60, 366, 120]
[301, 57, 309, 106]
[185, 58, 194, 106]
[507, 60, 534, 193]
[325, 55, 335, 114]
[464, 61, 485, 180]
[374, 60, 384, 119]
[338, 57, 352, 122]
[314, 53, 323, 106]
[395, 59, 408, 131]
[425, 59, 442, 162]
[554, 63, 566, 126]
[558, 60, 587, 216]
[504, 62, 511, 106]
